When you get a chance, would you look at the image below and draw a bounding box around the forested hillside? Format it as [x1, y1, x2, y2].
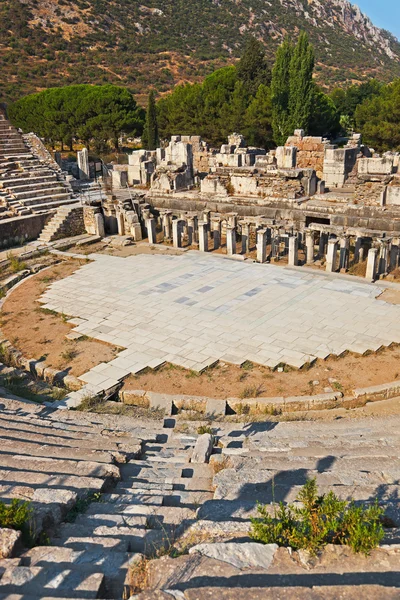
[1, 0, 400, 105]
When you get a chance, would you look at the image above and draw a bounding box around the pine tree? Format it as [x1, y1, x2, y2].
[237, 36, 271, 96]
[288, 32, 315, 134]
[270, 38, 293, 145]
[143, 90, 159, 150]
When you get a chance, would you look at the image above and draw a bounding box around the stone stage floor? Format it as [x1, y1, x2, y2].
[40, 251, 400, 394]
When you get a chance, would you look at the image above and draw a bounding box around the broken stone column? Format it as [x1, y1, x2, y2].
[288, 235, 299, 266]
[198, 221, 209, 252]
[326, 239, 338, 273]
[354, 236, 363, 263]
[390, 241, 399, 271]
[366, 247, 378, 282]
[257, 229, 268, 264]
[146, 217, 157, 245]
[339, 236, 350, 271]
[203, 210, 211, 230]
[211, 218, 221, 250]
[378, 239, 390, 276]
[226, 226, 236, 256]
[187, 214, 198, 246]
[271, 228, 280, 259]
[172, 219, 183, 249]
[162, 212, 172, 240]
[318, 232, 328, 258]
[117, 211, 125, 236]
[241, 222, 250, 254]
[77, 148, 90, 180]
[305, 230, 315, 264]
[94, 212, 105, 238]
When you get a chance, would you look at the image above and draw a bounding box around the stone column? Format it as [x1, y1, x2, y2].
[162, 212, 172, 240]
[339, 236, 350, 271]
[241, 222, 250, 254]
[227, 213, 238, 228]
[203, 210, 211, 230]
[257, 229, 268, 264]
[172, 219, 183, 249]
[378, 239, 390, 276]
[211, 218, 221, 250]
[366, 248, 378, 282]
[318, 232, 328, 258]
[94, 212, 105, 238]
[325, 239, 338, 273]
[117, 211, 125, 236]
[226, 226, 236, 256]
[305, 230, 315, 264]
[77, 148, 90, 180]
[187, 215, 198, 246]
[198, 221, 209, 252]
[271, 228, 280, 259]
[146, 217, 157, 244]
[288, 235, 299, 266]
[390, 241, 399, 271]
[354, 236, 363, 263]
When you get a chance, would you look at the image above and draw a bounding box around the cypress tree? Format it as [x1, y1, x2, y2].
[237, 36, 271, 96]
[288, 32, 315, 134]
[271, 38, 293, 146]
[143, 90, 159, 150]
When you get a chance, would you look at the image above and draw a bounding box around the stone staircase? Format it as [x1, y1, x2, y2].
[37, 204, 84, 243]
[0, 393, 213, 599]
[0, 112, 76, 216]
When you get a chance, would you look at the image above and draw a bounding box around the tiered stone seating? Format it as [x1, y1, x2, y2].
[0, 393, 213, 598]
[0, 113, 75, 216]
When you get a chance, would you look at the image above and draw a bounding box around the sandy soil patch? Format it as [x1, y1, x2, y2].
[1, 260, 119, 377]
[123, 346, 400, 400]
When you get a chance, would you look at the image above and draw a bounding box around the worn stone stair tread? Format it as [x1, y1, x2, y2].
[74, 512, 148, 529]
[0, 455, 120, 479]
[0, 439, 118, 464]
[99, 494, 165, 507]
[0, 565, 105, 599]
[52, 535, 130, 552]
[21, 546, 141, 598]
[0, 469, 106, 492]
[115, 481, 174, 492]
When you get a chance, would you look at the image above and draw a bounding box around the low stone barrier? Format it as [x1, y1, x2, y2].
[353, 380, 400, 401]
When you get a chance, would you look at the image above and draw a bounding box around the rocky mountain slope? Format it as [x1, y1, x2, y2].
[1, 0, 400, 104]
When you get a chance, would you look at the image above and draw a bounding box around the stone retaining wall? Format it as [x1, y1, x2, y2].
[0, 213, 52, 249]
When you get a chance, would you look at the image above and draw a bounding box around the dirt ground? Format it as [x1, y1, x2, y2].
[67, 240, 184, 258]
[1, 260, 119, 377]
[123, 345, 400, 399]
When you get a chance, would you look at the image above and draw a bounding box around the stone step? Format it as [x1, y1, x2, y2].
[6, 180, 60, 193]
[0, 454, 121, 480]
[12, 186, 68, 201]
[0, 468, 107, 494]
[115, 481, 174, 493]
[0, 565, 105, 599]
[20, 192, 72, 206]
[0, 418, 142, 451]
[0, 438, 118, 463]
[75, 512, 148, 529]
[55, 522, 147, 553]
[100, 494, 164, 506]
[29, 198, 78, 213]
[0, 174, 59, 187]
[21, 546, 139, 599]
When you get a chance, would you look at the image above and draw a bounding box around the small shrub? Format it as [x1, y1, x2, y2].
[241, 360, 254, 371]
[240, 384, 264, 399]
[77, 393, 103, 411]
[250, 478, 384, 555]
[65, 491, 102, 522]
[7, 253, 27, 273]
[61, 348, 78, 361]
[0, 499, 33, 546]
[197, 424, 213, 435]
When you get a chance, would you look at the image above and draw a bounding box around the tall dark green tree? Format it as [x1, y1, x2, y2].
[143, 90, 159, 150]
[288, 32, 315, 134]
[236, 36, 271, 96]
[271, 38, 293, 145]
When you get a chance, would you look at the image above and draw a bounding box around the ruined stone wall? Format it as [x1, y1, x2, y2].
[286, 136, 326, 179]
[0, 213, 51, 249]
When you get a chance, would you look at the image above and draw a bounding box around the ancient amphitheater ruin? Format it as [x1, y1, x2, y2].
[1, 107, 400, 598]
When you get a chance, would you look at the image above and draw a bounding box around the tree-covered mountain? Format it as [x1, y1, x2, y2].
[1, 0, 400, 105]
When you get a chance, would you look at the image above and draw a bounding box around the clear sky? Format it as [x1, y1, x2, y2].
[355, 0, 400, 39]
